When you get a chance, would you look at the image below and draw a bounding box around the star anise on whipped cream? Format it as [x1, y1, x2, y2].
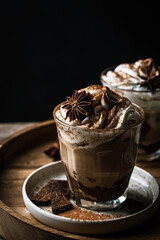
[62, 90, 91, 121]
[137, 58, 160, 91]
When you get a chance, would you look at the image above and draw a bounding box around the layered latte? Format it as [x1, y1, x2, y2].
[53, 85, 144, 208]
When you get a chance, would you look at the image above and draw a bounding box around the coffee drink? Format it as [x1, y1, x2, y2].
[53, 85, 144, 209]
[101, 58, 160, 161]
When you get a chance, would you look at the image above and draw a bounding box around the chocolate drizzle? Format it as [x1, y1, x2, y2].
[62, 90, 91, 121]
[137, 58, 160, 91]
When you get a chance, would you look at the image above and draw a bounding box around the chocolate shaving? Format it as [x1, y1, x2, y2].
[51, 191, 73, 214]
[107, 105, 117, 124]
[106, 96, 128, 127]
[44, 142, 60, 160]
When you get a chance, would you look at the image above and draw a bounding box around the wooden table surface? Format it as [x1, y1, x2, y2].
[0, 122, 37, 240]
[0, 122, 160, 240]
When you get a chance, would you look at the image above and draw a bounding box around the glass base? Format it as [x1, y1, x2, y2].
[137, 149, 160, 162]
[70, 191, 127, 211]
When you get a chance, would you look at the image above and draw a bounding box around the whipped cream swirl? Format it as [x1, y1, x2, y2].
[101, 58, 160, 91]
[55, 85, 141, 130]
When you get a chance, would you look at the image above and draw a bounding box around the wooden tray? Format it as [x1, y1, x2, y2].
[0, 120, 160, 240]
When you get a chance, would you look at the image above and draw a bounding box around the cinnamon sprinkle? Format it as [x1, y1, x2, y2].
[58, 206, 119, 221]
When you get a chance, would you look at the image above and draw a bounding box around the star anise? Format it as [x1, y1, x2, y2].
[140, 74, 160, 91]
[138, 58, 160, 91]
[62, 90, 91, 121]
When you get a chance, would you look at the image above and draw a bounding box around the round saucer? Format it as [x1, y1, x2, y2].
[22, 161, 160, 235]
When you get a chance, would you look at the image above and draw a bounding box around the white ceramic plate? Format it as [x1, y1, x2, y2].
[22, 161, 160, 235]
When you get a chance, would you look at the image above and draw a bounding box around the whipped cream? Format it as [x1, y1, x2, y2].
[101, 58, 160, 91]
[55, 85, 141, 130]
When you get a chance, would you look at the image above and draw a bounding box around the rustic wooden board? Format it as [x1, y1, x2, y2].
[0, 120, 160, 240]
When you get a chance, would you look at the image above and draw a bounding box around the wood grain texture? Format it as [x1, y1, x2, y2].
[0, 120, 160, 240]
[0, 123, 37, 142]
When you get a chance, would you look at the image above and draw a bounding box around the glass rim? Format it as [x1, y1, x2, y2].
[100, 65, 160, 93]
[53, 102, 144, 133]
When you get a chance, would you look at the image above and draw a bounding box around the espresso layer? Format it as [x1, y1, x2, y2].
[66, 169, 132, 201]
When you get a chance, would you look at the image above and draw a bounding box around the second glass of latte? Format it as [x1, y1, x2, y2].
[101, 58, 160, 162]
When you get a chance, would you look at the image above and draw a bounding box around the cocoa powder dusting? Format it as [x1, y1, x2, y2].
[58, 206, 119, 221]
[57, 198, 147, 221]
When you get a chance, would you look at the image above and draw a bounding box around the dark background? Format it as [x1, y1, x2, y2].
[1, 1, 160, 122]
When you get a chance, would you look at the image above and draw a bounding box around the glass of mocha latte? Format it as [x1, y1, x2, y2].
[101, 58, 160, 162]
[53, 85, 144, 210]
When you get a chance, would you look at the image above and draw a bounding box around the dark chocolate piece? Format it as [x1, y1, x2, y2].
[32, 180, 68, 205]
[51, 191, 73, 214]
[44, 142, 60, 160]
[32, 180, 54, 205]
[51, 180, 69, 196]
